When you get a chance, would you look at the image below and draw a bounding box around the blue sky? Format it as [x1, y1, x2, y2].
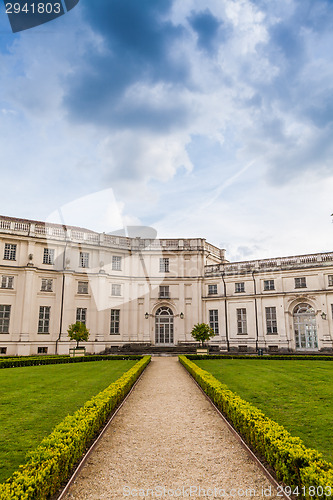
[0, 0, 333, 260]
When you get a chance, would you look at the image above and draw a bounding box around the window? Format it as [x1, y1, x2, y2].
[43, 248, 54, 265]
[209, 309, 219, 335]
[208, 284, 218, 295]
[264, 280, 275, 291]
[37, 347, 48, 354]
[41, 279, 53, 292]
[0, 305, 11, 333]
[266, 307, 277, 334]
[235, 282, 245, 293]
[328, 275, 333, 287]
[159, 258, 169, 273]
[1, 275, 14, 289]
[4, 243, 16, 261]
[79, 252, 89, 268]
[38, 306, 50, 334]
[76, 307, 87, 324]
[0, 347, 7, 354]
[111, 284, 121, 296]
[295, 277, 306, 288]
[110, 309, 120, 334]
[112, 256, 122, 271]
[78, 281, 88, 294]
[159, 285, 170, 298]
[237, 308, 247, 334]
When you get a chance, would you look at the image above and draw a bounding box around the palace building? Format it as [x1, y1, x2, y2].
[0, 215, 333, 356]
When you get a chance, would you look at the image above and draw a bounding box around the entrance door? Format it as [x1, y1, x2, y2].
[293, 303, 318, 350]
[155, 307, 174, 345]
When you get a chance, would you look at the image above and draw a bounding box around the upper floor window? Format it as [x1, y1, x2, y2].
[235, 282, 245, 293]
[159, 285, 170, 299]
[328, 275, 333, 287]
[295, 277, 306, 289]
[0, 305, 11, 333]
[264, 280, 275, 291]
[38, 306, 50, 334]
[4, 243, 16, 261]
[110, 309, 120, 334]
[266, 306, 277, 334]
[208, 284, 218, 295]
[78, 281, 88, 294]
[237, 308, 247, 335]
[112, 256, 122, 271]
[159, 258, 169, 273]
[1, 275, 14, 289]
[79, 252, 89, 268]
[209, 309, 219, 335]
[76, 307, 87, 325]
[41, 279, 53, 292]
[111, 284, 121, 296]
[43, 248, 55, 265]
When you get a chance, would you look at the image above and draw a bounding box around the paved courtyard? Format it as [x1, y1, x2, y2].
[63, 357, 280, 499]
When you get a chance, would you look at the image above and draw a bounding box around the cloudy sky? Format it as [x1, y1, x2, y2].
[0, 0, 333, 261]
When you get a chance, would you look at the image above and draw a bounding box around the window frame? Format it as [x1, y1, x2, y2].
[159, 258, 169, 273]
[265, 306, 278, 334]
[295, 277, 307, 289]
[237, 308, 247, 335]
[208, 284, 218, 295]
[41, 278, 53, 292]
[235, 282, 245, 293]
[43, 248, 55, 265]
[110, 309, 120, 335]
[111, 284, 122, 296]
[328, 275, 333, 287]
[159, 285, 170, 298]
[79, 251, 89, 268]
[0, 305, 11, 333]
[1, 275, 14, 289]
[264, 279, 275, 291]
[77, 281, 89, 294]
[38, 306, 50, 334]
[112, 256, 122, 271]
[76, 307, 87, 325]
[209, 309, 219, 335]
[4, 243, 17, 261]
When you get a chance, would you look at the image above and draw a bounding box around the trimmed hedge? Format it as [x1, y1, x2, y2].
[0, 355, 150, 499]
[187, 354, 333, 361]
[0, 354, 142, 369]
[179, 355, 333, 499]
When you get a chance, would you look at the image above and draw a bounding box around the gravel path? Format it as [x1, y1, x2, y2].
[62, 357, 280, 499]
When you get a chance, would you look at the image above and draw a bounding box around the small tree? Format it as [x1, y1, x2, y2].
[67, 322, 89, 348]
[190, 323, 215, 347]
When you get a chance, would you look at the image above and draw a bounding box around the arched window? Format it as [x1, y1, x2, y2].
[155, 307, 174, 345]
[293, 303, 318, 350]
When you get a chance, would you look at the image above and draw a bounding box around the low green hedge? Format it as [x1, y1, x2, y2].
[0, 355, 150, 499]
[179, 355, 333, 499]
[187, 354, 333, 361]
[0, 354, 142, 369]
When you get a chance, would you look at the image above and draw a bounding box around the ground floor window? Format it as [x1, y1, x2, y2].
[155, 307, 174, 345]
[209, 309, 219, 335]
[293, 303, 318, 350]
[37, 347, 48, 354]
[38, 306, 50, 334]
[76, 308, 87, 325]
[237, 308, 247, 334]
[0, 305, 11, 333]
[110, 309, 120, 334]
[265, 307, 277, 334]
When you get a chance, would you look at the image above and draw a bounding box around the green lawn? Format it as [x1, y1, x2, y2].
[0, 360, 136, 482]
[194, 359, 333, 464]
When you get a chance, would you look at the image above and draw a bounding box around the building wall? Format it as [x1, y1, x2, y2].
[0, 216, 333, 355]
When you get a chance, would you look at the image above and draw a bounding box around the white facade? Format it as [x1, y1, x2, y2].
[1, 215, 333, 355]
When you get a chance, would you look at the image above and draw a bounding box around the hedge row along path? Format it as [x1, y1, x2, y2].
[62, 357, 279, 499]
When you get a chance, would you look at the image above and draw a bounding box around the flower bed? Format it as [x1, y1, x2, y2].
[0, 356, 150, 499]
[179, 355, 333, 499]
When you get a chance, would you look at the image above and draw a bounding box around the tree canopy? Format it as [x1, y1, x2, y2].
[190, 323, 215, 347]
[67, 322, 89, 348]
